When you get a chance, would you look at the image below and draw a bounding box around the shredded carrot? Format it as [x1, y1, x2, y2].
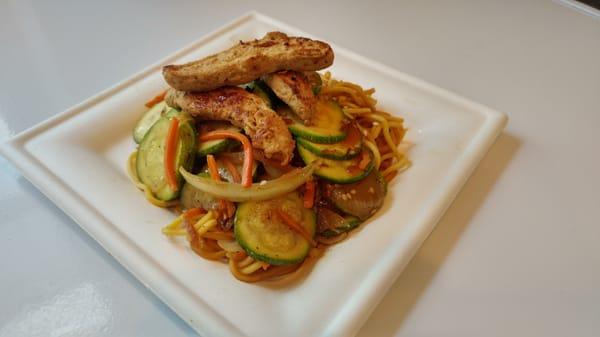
[221, 156, 241, 184]
[275, 209, 316, 247]
[145, 90, 167, 108]
[199, 131, 254, 187]
[164, 118, 180, 191]
[303, 180, 316, 209]
[358, 150, 371, 170]
[206, 155, 220, 181]
[183, 207, 205, 222]
[207, 155, 235, 220]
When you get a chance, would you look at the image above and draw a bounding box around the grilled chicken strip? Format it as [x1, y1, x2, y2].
[263, 70, 316, 124]
[163, 32, 334, 92]
[165, 87, 295, 165]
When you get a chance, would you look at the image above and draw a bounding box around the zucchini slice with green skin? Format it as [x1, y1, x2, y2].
[278, 100, 346, 144]
[136, 111, 196, 201]
[298, 144, 374, 184]
[325, 170, 387, 220]
[234, 192, 316, 265]
[133, 101, 168, 144]
[295, 123, 363, 160]
[196, 121, 241, 156]
[317, 207, 361, 237]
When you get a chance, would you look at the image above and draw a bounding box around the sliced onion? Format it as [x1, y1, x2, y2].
[179, 163, 316, 202]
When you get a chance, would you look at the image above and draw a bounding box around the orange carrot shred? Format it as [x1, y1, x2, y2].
[164, 118, 180, 191]
[303, 180, 315, 209]
[199, 131, 253, 187]
[221, 156, 241, 184]
[206, 155, 220, 181]
[275, 209, 316, 247]
[183, 207, 205, 222]
[207, 155, 235, 220]
[145, 90, 167, 108]
[358, 151, 371, 170]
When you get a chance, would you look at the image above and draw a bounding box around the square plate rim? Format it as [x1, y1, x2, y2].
[0, 11, 508, 337]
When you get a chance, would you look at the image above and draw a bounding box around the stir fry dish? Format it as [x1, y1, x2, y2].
[127, 32, 410, 283]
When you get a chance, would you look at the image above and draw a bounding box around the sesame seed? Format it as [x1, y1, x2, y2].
[368, 187, 375, 194]
[260, 180, 267, 185]
[350, 189, 356, 194]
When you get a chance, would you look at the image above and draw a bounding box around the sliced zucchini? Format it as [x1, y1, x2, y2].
[298, 144, 374, 184]
[278, 100, 346, 144]
[325, 170, 387, 220]
[317, 208, 361, 237]
[136, 111, 196, 201]
[180, 178, 219, 211]
[133, 101, 168, 144]
[296, 123, 362, 160]
[234, 192, 316, 265]
[197, 121, 241, 156]
[247, 80, 278, 108]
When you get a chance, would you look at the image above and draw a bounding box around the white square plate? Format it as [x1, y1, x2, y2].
[0, 12, 507, 337]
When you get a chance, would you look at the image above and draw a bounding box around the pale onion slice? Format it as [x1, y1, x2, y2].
[179, 163, 316, 202]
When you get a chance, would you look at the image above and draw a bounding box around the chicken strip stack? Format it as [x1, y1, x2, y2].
[166, 87, 295, 165]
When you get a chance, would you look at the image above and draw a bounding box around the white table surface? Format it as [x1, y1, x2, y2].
[1, 1, 599, 336]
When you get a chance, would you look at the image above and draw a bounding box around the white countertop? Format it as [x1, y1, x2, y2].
[1, 1, 599, 336]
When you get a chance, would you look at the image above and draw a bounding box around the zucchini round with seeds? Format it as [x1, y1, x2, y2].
[234, 192, 316, 265]
[278, 100, 346, 144]
[317, 207, 361, 237]
[296, 123, 363, 160]
[298, 144, 374, 184]
[136, 111, 196, 201]
[197, 121, 241, 156]
[133, 101, 168, 144]
[325, 170, 387, 220]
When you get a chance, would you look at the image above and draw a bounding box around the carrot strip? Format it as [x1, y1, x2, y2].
[303, 180, 315, 209]
[206, 155, 220, 181]
[199, 131, 254, 187]
[207, 155, 235, 220]
[207, 154, 227, 214]
[358, 151, 371, 170]
[164, 118, 180, 191]
[275, 210, 316, 247]
[183, 207, 205, 222]
[145, 90, 167, 108]
[221, 156, 241, 184]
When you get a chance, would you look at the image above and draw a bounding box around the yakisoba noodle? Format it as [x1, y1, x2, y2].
[127, 74, 411, 283]
[320, 72, 411, 182]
